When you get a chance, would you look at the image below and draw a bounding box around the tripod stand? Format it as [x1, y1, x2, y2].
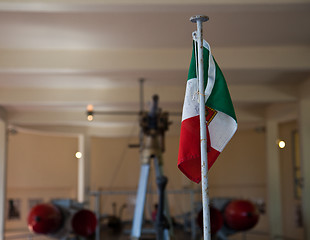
[130, 95, 172, 240]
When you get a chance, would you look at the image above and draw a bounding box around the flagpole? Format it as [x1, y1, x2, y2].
[190, 15, 211, 240]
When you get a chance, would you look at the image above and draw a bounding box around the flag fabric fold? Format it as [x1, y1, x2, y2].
[178, 40, 237, 183]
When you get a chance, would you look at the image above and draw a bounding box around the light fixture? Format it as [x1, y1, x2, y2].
[75, 152, 82, 159]
[87, 104, 94, 121]
[278, 140, 286, 149]
[87, 115, 93, 121]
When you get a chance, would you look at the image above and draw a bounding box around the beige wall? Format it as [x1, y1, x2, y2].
[6, 132, 78, 231]
[4, 124, 305, 239]
[209, 128, 269, 236]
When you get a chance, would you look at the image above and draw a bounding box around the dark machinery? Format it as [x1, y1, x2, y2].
[130, 94, 173, 240]
[85, 80, 176, 239]
[155, 175, 170, 240]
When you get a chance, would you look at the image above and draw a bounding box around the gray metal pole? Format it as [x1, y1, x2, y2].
[190, 15, 211, 240]
[131, 164, 151, 239]
[190, 190, 196, 240]
[95, 192, 101, 240]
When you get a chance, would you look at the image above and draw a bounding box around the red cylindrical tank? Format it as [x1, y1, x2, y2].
[224, 200, 259, 231]
[197, 206, 224, 235]
[71, 209, 97, 237]
[27, 203, 63, 234]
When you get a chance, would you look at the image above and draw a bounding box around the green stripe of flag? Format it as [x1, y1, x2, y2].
[186, 41, 237, 122]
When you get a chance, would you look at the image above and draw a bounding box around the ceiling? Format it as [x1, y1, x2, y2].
[0, 0, 310, 137]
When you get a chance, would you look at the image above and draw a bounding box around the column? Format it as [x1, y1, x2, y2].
[77, 134, 91, 204]
[0, 107, 7, 240]
[266, 119, 283, 238]
[299, 96, 310, 240]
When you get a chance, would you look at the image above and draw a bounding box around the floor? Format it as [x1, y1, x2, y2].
[100, 221, 196, 240]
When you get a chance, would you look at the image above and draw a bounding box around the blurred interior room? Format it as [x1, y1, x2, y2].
[0, 0, 310, 240]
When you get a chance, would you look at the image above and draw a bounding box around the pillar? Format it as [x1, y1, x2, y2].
[0, 107, 7, 240]
[299, 79, 310, 239]
[77, 134, 91, 204]
[266, 118, 283, 238]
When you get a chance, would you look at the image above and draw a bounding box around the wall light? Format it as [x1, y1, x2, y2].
[75, 152, 82, 159]
[87, 104, 94, 121]
[278, 140, 286, 149]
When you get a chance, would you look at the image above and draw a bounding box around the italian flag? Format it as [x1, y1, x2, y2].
[178, 40, 237, 183]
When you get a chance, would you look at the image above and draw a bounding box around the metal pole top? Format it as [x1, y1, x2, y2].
[190, 15, 209, 23]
